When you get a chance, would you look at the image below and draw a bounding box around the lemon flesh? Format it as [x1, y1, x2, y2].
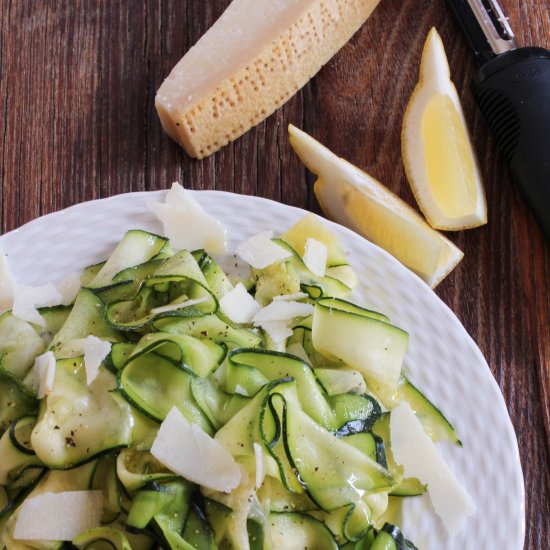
[422, 94, 478, 218]
[402, 28, 487, 230]
[289, 124, 463, 288]
[281, 213, 348, 266]
[316, 177, 456, 285]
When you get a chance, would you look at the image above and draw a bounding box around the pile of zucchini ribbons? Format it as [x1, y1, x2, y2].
[0, 217, 459, 549]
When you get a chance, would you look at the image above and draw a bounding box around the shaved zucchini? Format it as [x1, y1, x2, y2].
[49, 288, 124, 358]
[88, 230, 170, 289]
[0, 378, 36, 435]
[312, 298, 409, 404]
[118, 347, 211, 432]
[0, 417, 41, 485]
[31, 358, 133, 468]
[268, 511, 338, 549]
[73, 526, 133, 550]
[0, 216, 464, 549]
[154, 313, 261, 348]
[0, 313, 45, 394]
[396, 375, 460, 445]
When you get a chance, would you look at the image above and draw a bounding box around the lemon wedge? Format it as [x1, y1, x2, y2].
[402, 28, 487, 230]
[288, 124, 463, 288]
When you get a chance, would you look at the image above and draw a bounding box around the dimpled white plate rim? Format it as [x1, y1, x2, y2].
[0, 190, 524, 549]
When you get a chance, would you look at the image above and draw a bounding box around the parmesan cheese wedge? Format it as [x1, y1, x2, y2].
[156, 0, 382, 158]
[151, 406, 241, 493]
[390, 401, 476, 535]
[13, 490, 103, 541]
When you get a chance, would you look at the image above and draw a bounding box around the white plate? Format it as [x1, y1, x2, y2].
[0, 190, 524, 549]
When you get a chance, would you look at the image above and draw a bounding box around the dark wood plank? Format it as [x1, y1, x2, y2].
[1, 0, 549, 547]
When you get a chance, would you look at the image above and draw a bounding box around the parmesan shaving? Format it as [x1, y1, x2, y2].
[253, 442, 265, 490]
[253, 300, 313, 344]
[234, 384, 249, 397]
[390, 401, 476, 535]
[286, 342, 311, 364]
[220, 283, 261, 324]
[150, 297, 208, 315]
[34, 351, 56, 399]
[303, 238, 327, 277]
[148, 183, 227, 254]
[0, 248, 14, 313]
[151, 407, 241, 493]
[13, 491, 103, 541]
[12, 283, 63, 327]
[57, 272, 81, 306]
[253, 301, 314, 324]
[272, 292, 309, 302]
[165, 182, 204, 209]
[258, 321, 293, 344]
[83, 336, 112, 386]
[235, 231, 292, 269]
[214, 253, 251, 282]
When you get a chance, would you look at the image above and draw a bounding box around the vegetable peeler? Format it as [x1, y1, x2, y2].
[447, 0, 550, 240]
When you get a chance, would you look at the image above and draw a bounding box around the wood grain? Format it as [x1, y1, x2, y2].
[1, 0, 549, 547]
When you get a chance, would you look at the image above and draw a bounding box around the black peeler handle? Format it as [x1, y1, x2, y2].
[472, 47, 550, 240]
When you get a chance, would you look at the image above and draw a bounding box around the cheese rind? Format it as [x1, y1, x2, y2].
[156, 0, 382, 158]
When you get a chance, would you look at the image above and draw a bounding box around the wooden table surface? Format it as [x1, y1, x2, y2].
[1, 0, 549, 547]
